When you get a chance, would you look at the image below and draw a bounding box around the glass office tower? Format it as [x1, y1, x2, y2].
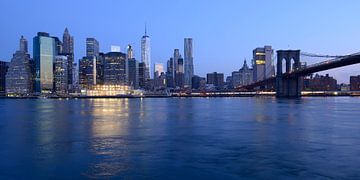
[33, 32, 56, 93]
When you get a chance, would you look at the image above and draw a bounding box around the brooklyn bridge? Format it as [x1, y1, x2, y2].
[242, 50, 360, 97]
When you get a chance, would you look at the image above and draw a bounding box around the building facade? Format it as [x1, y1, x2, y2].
[79, 56, 96, 89]
[33, 32, 56, 93]
[103, 52, 127, 85]
[54, 55, 68, 94]
[184, 38, 194, 88]
[6, 37, 33, 96]
[127, 58, 138, 89]
[232, 60, 253, 88]
[207, 72, 224, 89]
[350, 75, 360, 91]
[253, 46, 274, 82]
[86, 38, 99, 57]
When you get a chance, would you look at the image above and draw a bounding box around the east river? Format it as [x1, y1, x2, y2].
[0, 97, 359, 179]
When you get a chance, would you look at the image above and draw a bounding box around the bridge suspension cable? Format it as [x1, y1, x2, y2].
[300, 52, 346, 58]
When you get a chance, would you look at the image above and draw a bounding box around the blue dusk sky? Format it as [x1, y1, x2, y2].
[0, 0, 360, 83]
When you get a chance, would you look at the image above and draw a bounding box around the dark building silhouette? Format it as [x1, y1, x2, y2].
[350, 75, 360, 91]
[207, 72, 224, 89]
[0, 61, 8, 95]
[304, 74, 337, 91]
[127, 58, 138, 89]
[192, 75, 205, 90]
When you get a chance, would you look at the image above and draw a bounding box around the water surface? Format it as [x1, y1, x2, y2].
[0, 97, 359, 179]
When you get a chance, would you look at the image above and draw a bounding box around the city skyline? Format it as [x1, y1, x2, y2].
[1, 0, 360, 83]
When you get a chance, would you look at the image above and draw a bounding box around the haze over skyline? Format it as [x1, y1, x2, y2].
[0, 0, 359, 83]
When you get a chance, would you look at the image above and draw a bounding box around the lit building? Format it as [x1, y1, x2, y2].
[86, 38, 99, 57]
[253, 46, 274, 82]
[350, 75, 360, 91]
[83, 84, 134, 96]
[6, 36, 33, 96]
[103, 52, 127, 85]
[79, 56, 96, 89]
[184, 38, 194, 87]
[141, 26, 151, 79]
[0, 61, 8, 95]
[232, 59, 253, 88]
[33, 32, 56, 93]
[54, 55, 68, 94]
[207, 72, 224, 89]
[62, 28, 74, 91]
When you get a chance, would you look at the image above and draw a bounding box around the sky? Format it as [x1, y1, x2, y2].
[0, 0, 360, 83]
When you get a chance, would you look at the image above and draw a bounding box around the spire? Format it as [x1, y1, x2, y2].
[64, 27, 69, 34]
[145, 23, 147, 36]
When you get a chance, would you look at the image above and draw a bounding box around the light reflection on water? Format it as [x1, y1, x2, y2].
[0, 97, 359, 179]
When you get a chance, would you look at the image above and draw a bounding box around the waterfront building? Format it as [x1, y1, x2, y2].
[127, 58, 138, 89]
[303, 74, 337, 91]
[79, 56, 96, 89]
[6, 37, 33, 96]
[232, 59, 253, 88]
[33, 32, 56, 93]
[0, 61, 8, 95]
[350, 75, 360, 91]
[253, 46, 274, 82]
[86, 38, 99, 57]
[54, 55, 68, 94]
[207, 72, 224, 89]
[83, 84, 133, 96]
[62, 28, 74, 90]
[192, 75, 206, 90]
[141, 26, 151, 79]
[184, 38, 194, 88]
[103, 52, 127, 85]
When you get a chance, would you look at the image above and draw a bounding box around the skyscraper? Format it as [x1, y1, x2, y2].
[141, 25, 151, 79]
[103, 52, 127, 85]
[54, 55, 68, 94]
[62, 28, 74, 89]
[33, 32, 56, 93]
[127, 58, 138, 89]
[86, 38, 99, 57]
[127, 44, 134, 59]
[6, 36, 33, 96]
[253, 46, 274, 82]
[184, 38, 194, 88]
[79, 56, 96, 89]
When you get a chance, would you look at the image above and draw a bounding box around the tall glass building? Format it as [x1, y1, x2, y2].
[141, 26, 151, 79]
[62, 28, 74, 90]
[184, 38, 194, 88]
[33, 32, 56, 93]
[54, 55, 68, 94]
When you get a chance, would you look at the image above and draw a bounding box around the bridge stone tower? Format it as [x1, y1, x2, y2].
[276, 50, 302, 97]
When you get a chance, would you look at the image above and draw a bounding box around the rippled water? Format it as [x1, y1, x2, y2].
[0, 97, 359, 179]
